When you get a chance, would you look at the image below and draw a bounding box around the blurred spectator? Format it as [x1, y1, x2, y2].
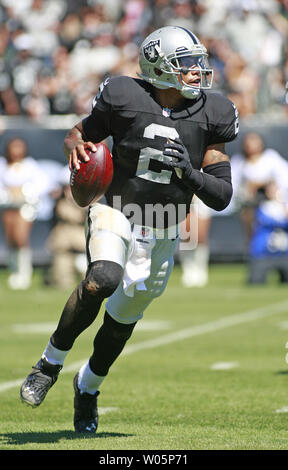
[69, 25, 121, 81]
[116, 0, 152, 43]
[0, 25, 20, 114]
[9, 32, 46, 114]
[15, 0, 66, 58]
[36, 159, 67, 221]
[0, 137, 50, 289]
[179, 197, 211, 288]
[165, 0, 199, 30]
[231, 132, 288, 245]
[224, 51, 260, 116]
[58, 13, 83, 51]
[148, 0, 174, 29]
[89, 0, 122, 23]
[0, 0, 287, 119]
[37, 45, 75, 115]
[247, 180, 288, 284]
[47, 167, 87, 290]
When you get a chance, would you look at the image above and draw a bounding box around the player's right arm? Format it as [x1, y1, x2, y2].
[63, 121, 97, 171]
[64, 76, 114, 171]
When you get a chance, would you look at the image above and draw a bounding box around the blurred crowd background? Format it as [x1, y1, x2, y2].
[0, 0, 287, 120]
[1, 0, 288, 291]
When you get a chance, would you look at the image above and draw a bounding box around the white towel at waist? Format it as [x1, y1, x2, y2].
[123, 225, 156, 297]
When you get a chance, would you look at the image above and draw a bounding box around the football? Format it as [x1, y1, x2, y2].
[70, 143, 113, 207]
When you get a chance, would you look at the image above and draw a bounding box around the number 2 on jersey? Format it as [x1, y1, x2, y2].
[136, 123, 179, 184]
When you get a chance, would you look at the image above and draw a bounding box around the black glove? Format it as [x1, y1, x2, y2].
[163, 137, 204, 191]
[163, 138, 233, 212]
[163, 137, 194, 180]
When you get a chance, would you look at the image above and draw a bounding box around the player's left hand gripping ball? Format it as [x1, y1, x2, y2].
[70, 143, 113, 207]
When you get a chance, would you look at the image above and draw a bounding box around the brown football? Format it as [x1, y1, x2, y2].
[70, 143, 113, 207]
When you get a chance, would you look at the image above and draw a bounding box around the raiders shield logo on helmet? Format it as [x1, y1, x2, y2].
[143, 39, 160, 63]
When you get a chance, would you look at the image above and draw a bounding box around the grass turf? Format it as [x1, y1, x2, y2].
[0, 264, 288, 451]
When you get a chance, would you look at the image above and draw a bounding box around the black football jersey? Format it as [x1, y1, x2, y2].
[82, 76, 238, 227]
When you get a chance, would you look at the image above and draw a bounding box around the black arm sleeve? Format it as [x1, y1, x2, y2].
[182, 161, 233, 211]
[82, 78, 113, 143]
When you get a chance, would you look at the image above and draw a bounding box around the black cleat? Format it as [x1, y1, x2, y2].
[73, 373, 100, 433]
[20, 358, 62, 407]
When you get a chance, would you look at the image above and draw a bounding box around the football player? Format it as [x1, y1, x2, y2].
[20, 26, 239, 433]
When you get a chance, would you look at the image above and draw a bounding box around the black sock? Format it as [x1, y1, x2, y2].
[89, 311, 137, 376]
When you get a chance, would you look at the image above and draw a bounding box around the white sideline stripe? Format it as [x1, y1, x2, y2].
[278, 321, 288, 331]
[275, 406, 288, 413]
[0, 379, 24, 392]
[1, 300, 288, 394]
[122, 300, 288, 355]
[12, 323, 56, 334]
[135, 320, 172, 331]
[210, 362, 239, 370]
[11, 320, 173, 334]
[98, 407, 119, 415]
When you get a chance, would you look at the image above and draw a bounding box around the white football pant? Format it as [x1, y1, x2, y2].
[86, 203, 179, 324]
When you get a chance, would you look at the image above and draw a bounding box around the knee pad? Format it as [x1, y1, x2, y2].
[83, 260, 123, 301]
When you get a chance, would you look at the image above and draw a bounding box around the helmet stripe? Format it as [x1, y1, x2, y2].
[178, 27, 199, 44]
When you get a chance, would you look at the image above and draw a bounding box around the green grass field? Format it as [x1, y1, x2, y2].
[1, 263, 288, 451]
